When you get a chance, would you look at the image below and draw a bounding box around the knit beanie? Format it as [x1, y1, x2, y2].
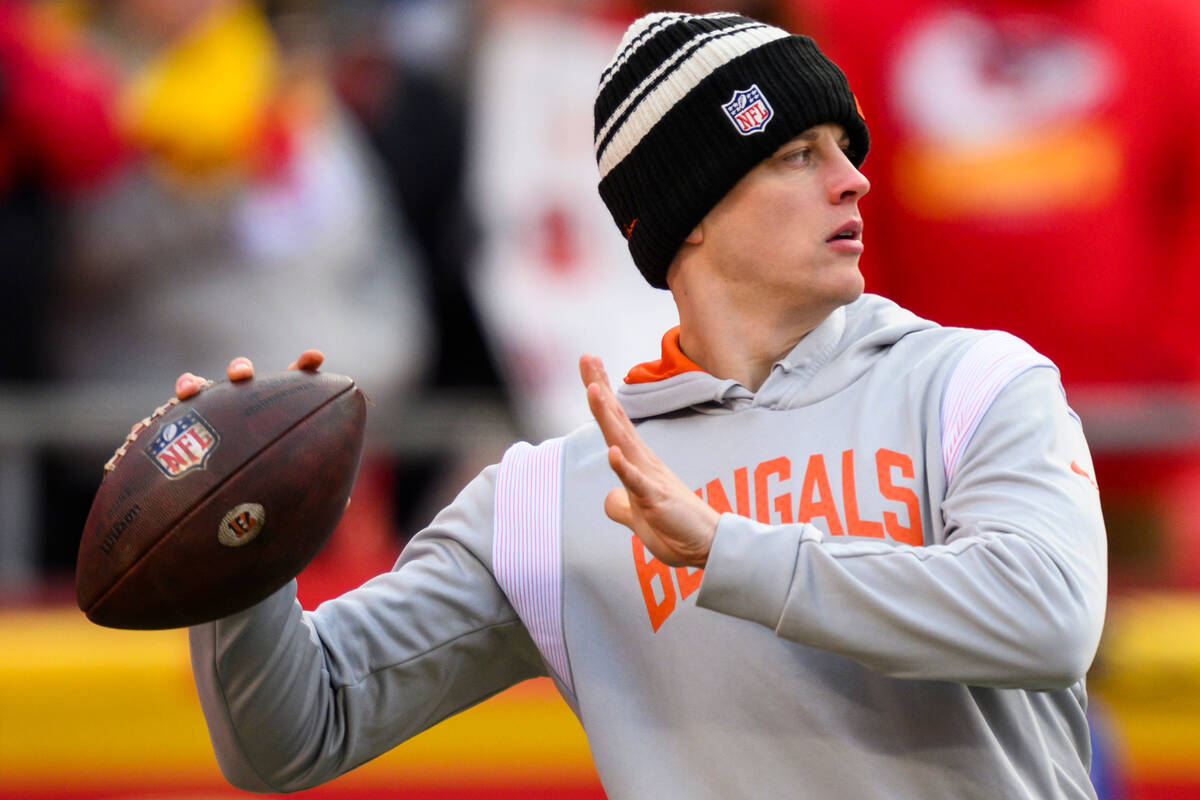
[594, 12, 869, 289]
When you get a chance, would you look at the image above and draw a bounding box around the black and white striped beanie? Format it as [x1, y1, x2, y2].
[594, 12, 869, 289]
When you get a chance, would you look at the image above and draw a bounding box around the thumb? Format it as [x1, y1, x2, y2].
[604, 487, 633, 528]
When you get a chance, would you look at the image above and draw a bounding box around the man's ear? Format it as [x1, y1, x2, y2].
[685, 224, 703, 245]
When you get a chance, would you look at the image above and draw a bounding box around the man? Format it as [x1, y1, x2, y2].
[178, 12, 1107, 798]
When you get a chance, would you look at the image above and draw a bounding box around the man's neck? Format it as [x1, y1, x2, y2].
[675, 303, 831, 392]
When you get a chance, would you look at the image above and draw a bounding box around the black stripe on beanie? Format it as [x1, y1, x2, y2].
[594, 14, 869, 289]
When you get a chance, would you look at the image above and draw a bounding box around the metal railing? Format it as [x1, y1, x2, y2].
[2, 381, 1199, 591]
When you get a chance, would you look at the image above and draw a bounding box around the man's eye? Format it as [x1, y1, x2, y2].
[783, 148, 811, 164]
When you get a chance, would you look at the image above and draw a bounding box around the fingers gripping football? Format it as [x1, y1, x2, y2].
[175, 350, 324, 401]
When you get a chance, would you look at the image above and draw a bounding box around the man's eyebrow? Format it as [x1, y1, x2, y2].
[774, 127, 848, 155]
[795, 128, 847, 143]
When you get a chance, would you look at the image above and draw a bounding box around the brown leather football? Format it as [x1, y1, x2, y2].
[75, 370, 367, 629]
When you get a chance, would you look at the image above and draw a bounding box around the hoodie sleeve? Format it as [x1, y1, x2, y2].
[696, 363, 1107, 689]
[189, 465, 546, 793]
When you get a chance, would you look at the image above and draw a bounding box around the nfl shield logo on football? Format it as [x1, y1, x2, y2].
[722, 84, 774, 135]
[145, 410, 221, 479]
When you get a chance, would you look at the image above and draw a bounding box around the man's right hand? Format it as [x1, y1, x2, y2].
[174, 349, 325, 401]
[580, 353, 719, 568]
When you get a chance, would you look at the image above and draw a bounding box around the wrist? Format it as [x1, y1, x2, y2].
[687, 504, 721, 568]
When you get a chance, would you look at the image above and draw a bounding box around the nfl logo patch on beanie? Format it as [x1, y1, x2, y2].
[723, 85, 774, 135]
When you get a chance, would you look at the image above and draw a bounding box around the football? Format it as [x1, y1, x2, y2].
[75, 370, 367, 629]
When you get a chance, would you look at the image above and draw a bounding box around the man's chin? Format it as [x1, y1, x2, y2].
[833, 268, 866, 306]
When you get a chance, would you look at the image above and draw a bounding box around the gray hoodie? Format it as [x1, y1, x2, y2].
[190, 293, 1106, 798]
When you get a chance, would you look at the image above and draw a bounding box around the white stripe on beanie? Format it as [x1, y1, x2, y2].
[596, 22, 790, 178]
[595, 12, 737, 97]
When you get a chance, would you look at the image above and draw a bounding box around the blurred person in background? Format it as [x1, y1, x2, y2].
[56, 0, 430, 395]
[330, 0, 492, 394]
[795, 0, 1200, 589]
[35, 0, 432, 599]
[326, 0, 509, 537]
[0, 0, 126, 383]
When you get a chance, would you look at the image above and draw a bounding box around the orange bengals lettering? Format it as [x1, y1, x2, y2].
[877, 448, 922, 545]
[842, 449, 884, 538]
[633, 447, 924, 632]
[703, 467, 750, 516]
[796, 453, 842, 535]
[632, 535, 676, 632]
[754, 457, 792, 524]
[631, 535, 703, 633]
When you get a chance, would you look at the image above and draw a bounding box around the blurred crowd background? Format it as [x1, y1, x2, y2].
[1, 0, 1199, 798]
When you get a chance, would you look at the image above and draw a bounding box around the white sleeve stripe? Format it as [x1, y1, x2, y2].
[941, 333, 1054, 485]
[493, 438, 573, 693]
